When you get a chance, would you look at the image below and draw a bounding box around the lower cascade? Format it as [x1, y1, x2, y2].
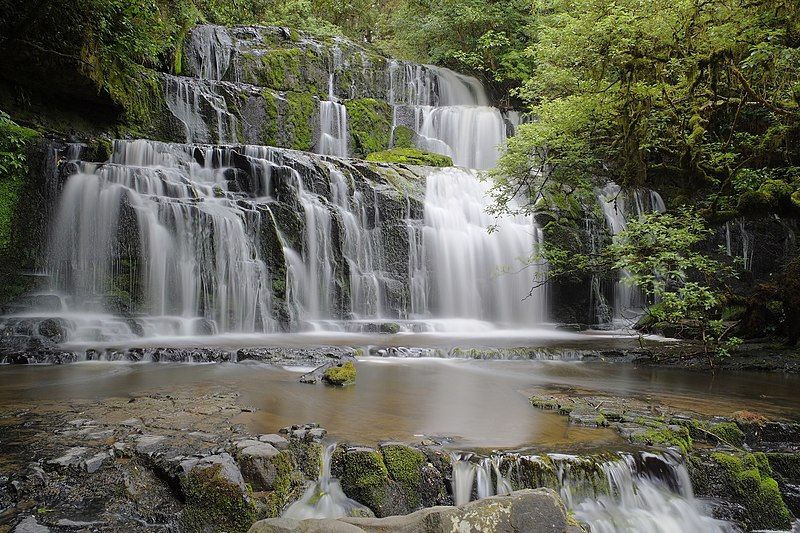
[283, 443, 370, 519]
[451, 452, 733, 533]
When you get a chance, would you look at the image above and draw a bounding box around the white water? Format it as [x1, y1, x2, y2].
[388, 61, 514, 170]
[452, 452, 732, 533]
[596, 182, 665, 324]
[416, 168, 544, 324]
[318, 69, 349, 157]
[283, 443, 370, 519]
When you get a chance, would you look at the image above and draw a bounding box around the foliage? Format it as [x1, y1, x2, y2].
[491, 0, 800, 215]
[0, 112, 39, 251]
[376, 0, 536, 101]
[539, 209, 740, 364]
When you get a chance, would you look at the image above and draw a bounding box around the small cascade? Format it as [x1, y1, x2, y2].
[596, 182, 665, 325]
[476, 456, 513, 499]
[450, 453, 477, 506]
[184, 25, 233, 81]
[455, 452, 731, 533]
[164, 75, 238, 145]
[316, 46, 349, 157]
[724, 220, 755, 271]
[387, 61, 514, 170]
[556, 453, 733, 533]
[283, 443, 370, 519]
[415, 168, 545, 325]
[318, 73, 349, 157]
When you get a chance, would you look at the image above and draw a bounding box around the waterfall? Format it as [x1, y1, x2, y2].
[455, 452, 731, 533]
[184, 25, 233, 81]
[46, 140, 274, 341]
[415, 168, 545, 325]
[559, 453, 733, 533]
[596, 182, 665, 325]
[283, 443, 370, 519]
[164, 75, 238, 144]
[388, 61, 514, 170]
[318, 74, 349, 157]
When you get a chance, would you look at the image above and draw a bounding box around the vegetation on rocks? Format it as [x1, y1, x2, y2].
[366, 148, 453, 167]
[182, 463, 258, 533]
[322, 361, 357, 386]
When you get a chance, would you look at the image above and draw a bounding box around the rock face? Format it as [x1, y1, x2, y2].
[248, 489, 577, 533]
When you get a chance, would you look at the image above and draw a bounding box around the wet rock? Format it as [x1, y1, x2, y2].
[135, 434, 166, 454]
[46, 446, 89, 469]
[84, 450, 113, 473]
[13, 516, 50, 533]
[236, 441, 295, 492]
[182, 452, 257, 532]
[259, 434, 290, 450]
[248, 489, 574, 532]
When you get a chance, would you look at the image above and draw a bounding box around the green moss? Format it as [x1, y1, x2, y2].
[182, 464, 257, 533]
[381, 444, 425, 508]
[630, 426, 692, 455]
[344, 98, 393, 157]
[711, 452, 791, 530]
[737, 190, 774, 215]
[366, 148, 453, 167]
[392, 125, 415, 148]
[285, 91, 316, 151]
[683, 420, 745, 448]
[0, 114, 39, 251]
[260, 90, 280, 146]
[255, 451, 295, 518]
[340, 448, 391, 515]
[323, 361, 357, 386]
[256, 48, 304, 91]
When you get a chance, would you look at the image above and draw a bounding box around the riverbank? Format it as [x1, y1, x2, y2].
[1, 356, 798, 531]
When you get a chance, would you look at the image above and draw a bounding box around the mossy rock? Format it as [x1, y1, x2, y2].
[182, 462, 257, 533]
[344, 98, 393, 157]
[682, 420, 745, 448]
[340, 447, 393, 516]
[366, 148, 453, 167]
[285, 91, 317, 151]
[766, 452, 800, 480]
[711, 451, 791, 530]
[391, 125, 415, 149]
[380, 444, 426, 509]
[630, 426, 692, 455]
[737, 190, 774, 216]
[323, 361, 356, 386]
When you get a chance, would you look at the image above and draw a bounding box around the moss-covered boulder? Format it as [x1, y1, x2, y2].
[380, 443, 431, 510]
[693, 451, 792, 530]
[338, 446, 397, 517]
[182, 453, 258, 533]
[323, 361, 357, 386]
[366, 148, 453, 167]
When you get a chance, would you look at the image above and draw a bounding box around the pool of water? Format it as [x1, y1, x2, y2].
[1, 356, 797, 450]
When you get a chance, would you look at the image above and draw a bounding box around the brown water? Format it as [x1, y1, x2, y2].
[1, 357, 797, 450]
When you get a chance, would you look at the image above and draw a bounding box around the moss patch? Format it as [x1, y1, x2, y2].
[340, 448, 391, 515]
[285, 91, 316, 151]
[344, 98, 392, 157]
[323, 361, 357, 386]
[392, 125, 415, 148]
[766, 452, 800, 480]
[381, 444, 425, 508]
[711, 452, 791, 530]
[182, 464, 257, 533]
[366, 147, 453, 167]
[630, 426, 692, 455]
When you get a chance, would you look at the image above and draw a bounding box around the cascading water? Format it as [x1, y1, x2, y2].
[387, 61, 516, 170]
[596, 182, 665, 325]
[413, 168, 545, 325]
[46, 140, 275, 340]
[453, 451, 733, 533]
[317, 46, 349, 157]
[283, 443, 370, 519]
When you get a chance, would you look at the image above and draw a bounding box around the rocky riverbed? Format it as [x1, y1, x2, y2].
[1, 362, 798, 532]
